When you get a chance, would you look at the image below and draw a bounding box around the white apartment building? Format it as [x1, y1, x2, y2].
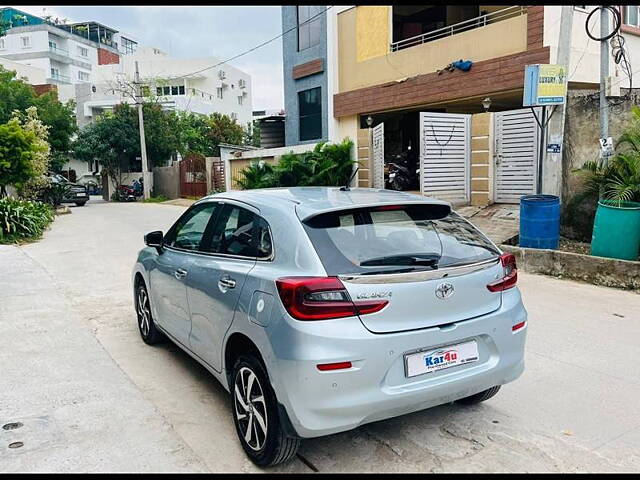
[89, 46, 253, 127]
[0, 8, 138, 86]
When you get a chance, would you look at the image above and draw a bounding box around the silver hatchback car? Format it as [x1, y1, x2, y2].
[132, 187, 527, 466]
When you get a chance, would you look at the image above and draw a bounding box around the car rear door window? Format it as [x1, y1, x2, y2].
[204, 204, 257, 257]
[303, 205, 500, 276]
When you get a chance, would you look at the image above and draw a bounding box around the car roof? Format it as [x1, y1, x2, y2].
[201, 187, 451, 221]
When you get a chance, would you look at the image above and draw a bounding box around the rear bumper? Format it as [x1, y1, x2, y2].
[267, 289, 527, 439]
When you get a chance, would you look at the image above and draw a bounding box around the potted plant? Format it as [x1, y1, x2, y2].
[577, 107, 640, 261]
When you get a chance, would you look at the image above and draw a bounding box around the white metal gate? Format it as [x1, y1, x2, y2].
[493, 108, 540, 203]
[371, 123, 384, 189]
[419, 112, 471, 203]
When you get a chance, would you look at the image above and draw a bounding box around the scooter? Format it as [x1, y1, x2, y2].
[385, 146, 419, 191]
[118, 178, 143, 202]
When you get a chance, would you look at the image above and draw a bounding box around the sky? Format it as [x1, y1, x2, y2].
[14, 5, 285, 111]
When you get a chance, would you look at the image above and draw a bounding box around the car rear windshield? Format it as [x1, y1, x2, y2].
[302, 204, 500, 276]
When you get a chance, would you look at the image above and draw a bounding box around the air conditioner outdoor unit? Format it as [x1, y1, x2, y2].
[238, 79, 246, 88]
[218, 70, 226, 80]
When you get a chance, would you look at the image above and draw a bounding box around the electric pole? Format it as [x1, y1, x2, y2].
[543, 5, 573, 198]
[134, 61, 151, 200]
[599, 5, 609, 157]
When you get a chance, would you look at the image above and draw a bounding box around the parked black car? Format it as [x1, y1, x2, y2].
[48, 173, 90, 207]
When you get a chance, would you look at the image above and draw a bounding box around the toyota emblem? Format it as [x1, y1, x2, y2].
[435, 282, 454, 299]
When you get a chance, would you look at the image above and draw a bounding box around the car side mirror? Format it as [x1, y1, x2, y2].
[144, 230, 164, 250]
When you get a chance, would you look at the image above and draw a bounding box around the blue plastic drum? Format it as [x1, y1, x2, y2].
[519, 194, 560, 249]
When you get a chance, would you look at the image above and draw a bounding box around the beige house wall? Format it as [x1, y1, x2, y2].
[338, 7, 528, 94]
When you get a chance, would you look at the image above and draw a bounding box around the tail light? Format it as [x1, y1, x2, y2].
[487, 253, 518, 292]
[275, 276, 388, 321]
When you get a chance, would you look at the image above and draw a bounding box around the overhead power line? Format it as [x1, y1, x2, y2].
[168, 6, 333, 81]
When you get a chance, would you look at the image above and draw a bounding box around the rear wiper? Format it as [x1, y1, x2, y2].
[360, 254, 440, 268]
[359, 267, 418, 275]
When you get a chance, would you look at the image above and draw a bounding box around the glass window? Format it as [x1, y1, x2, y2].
[217, 87, 223, 99]
[163, 86, 170, 95]
[171, 85, 179, 95]
[626, 6, 639, 26]
[255, 217, 273, 259]
[78, 46, 88, 57]
[169, 203, 218, 251]
[303, 205, 499, 276]
[205, 204, 257, 257]
[297, 6, 323, 51]
[21, 36, 31, 48]
[178, 85, 185, 95]
[156, 86, 162, 96]
[298, 87, 322, 141]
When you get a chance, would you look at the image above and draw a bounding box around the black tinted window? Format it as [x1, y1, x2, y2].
[303, 205, 499, 276]
[299, 87, 321, 141]
[205, 205, 257, 257]
[169, 203, 218, 251]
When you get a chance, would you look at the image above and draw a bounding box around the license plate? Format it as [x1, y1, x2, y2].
[405, 341, 479, 378]
[76, 192, 85, 196]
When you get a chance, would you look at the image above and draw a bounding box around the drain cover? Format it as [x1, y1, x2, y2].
[8, 441, 24, 449]
[2, 422, 23, 431]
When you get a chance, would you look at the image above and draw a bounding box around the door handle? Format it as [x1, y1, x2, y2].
[218, 275, 236, 290]
[174, 268, 188, 280]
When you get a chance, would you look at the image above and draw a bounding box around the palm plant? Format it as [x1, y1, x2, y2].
[576, 106, 640, 204]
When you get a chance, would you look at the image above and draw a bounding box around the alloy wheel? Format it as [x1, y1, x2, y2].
[234, 366, 268, 451]
[137, 287, 151, 337]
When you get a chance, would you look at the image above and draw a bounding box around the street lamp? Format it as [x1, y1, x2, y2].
[366, 115, 373, 127]
[482, 97, 492, 112]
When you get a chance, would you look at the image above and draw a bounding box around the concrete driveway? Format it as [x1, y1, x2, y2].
[2, 199, 639, 473]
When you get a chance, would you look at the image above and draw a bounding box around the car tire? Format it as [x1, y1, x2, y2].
[456, 385, 501, 405]
[231, 354, 300, 467]
[75, 201, 87, 207]
[135, 281, 164, 345]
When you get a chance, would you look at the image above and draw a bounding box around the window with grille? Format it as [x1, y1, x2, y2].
[298, 87, 322, 141]
[217, 87, 223, 99]
[21, 36, 31, 48]
[78, 46, 88, 57]
[78, 71, 90, 81]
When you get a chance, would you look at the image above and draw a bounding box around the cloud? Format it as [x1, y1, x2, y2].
[13, 5, 285, 110]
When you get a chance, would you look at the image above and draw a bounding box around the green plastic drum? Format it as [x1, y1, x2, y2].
[591, 200, 640, 261]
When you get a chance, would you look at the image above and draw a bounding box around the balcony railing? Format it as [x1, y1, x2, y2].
[390, 5, 527, 52]
[49, 45, 69, 56]
[49, 72, 71, 83]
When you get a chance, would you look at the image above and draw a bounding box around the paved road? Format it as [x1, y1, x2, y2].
[2, 200, 639, 472]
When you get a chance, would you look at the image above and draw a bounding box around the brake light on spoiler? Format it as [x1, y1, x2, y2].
[276, 276, 388, 320]
[487, 253, 518, 292]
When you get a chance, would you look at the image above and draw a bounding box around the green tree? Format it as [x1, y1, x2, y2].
[175, 111, 248, 157]
[72, 105, 139, 191]
[205, 112, 245, 155]
[33, 92, 76, 171]
[0, 66, 76, 171]
[141, 103, 180, 167]
[0, 66, 37, 124]
[0, 119, 42, 197]
[12, 106, 51, 199]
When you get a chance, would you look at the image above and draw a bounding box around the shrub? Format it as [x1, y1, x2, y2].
[236, 138, 355, 190]
[143, 195, 169, 203]
[0, 196, 54, 243]
[40, 181, 72, 207]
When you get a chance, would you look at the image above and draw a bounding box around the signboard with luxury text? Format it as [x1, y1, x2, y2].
[523, 64, 568, 106]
